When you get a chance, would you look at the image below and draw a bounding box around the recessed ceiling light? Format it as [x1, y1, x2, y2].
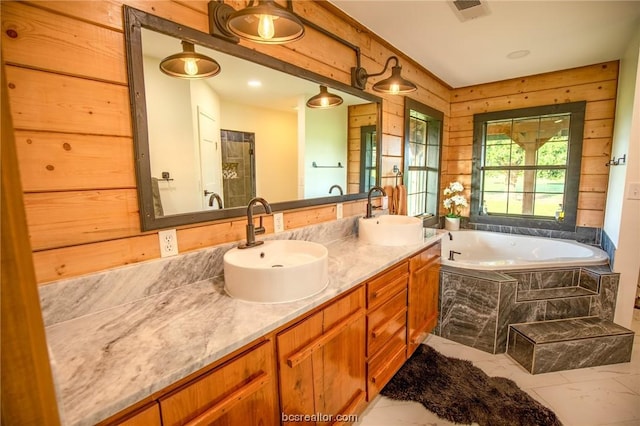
[507, 50, 530, 60]
[248, 80, 262, 87]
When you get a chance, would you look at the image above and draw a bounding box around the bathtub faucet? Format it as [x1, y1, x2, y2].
[448, 232, 453, 240]
[448, 250, 461, 261]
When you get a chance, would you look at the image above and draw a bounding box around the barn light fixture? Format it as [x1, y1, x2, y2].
[209, 0, 304, 44]
[351, 56, 417, 94]
[159, 41, 221, 79]
[306, 85, 344, 108]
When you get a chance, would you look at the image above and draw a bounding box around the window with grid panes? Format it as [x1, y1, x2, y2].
[471, 102, 586, 230]
[404, 99, 443, 227]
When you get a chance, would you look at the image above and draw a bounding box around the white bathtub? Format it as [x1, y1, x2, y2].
[440, 230, 609, 270]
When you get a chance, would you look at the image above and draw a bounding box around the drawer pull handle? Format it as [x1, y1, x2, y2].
[370, 275, 407, 301]
[185, 371, 269, 426]
[371, 345, 405, 384]
[371, 307, 407, 339]
[287, 308, 364, 368]
[330, 389, 365, 426]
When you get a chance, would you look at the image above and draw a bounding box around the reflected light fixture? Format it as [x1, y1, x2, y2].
[224, 0, 304, 44]
[306, 85, 343, 109]
[159, 41, 221, 79]
[351, 56, 417, 94]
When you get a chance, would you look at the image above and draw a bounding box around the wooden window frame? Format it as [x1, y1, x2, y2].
[359, 125, 377, 193]
[403, 98, 443, 228]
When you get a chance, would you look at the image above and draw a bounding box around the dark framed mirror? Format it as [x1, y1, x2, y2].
[124, 6, 382, 231]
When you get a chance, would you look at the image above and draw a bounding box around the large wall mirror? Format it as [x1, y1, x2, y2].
[124, 6, 382, 231]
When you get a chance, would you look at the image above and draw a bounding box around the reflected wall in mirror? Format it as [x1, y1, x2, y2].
[125, 6, 382, 230]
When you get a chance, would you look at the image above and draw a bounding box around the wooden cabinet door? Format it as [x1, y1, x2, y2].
[319, 288, 366, 422]
[278, 288, 366, 425]
[407, 243, 441, 356]
[159, 339, 278, 426]
[277, 310, 324, 421]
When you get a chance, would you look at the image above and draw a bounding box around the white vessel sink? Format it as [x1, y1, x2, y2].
[358, 215, 424, 246]
[223, 240, 329, 303]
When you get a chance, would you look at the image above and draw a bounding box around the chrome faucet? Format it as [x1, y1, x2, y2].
[329, 184, 344, 195]
[365, 186, 386, 219]
[208, 193, 223, 209]
[239, 197, 272, 249]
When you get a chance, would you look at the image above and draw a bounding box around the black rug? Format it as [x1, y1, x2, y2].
[381, 344, 562, 426]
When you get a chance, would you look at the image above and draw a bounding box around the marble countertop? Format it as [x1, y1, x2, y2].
[45, 230, 444, 425]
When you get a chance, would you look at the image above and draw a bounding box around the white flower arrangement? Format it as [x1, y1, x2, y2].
[442, 181, 468, 218]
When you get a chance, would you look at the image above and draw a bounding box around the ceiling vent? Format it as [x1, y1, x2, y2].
[450, 1, 490, 22]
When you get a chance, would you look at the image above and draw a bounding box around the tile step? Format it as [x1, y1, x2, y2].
[507, 317, 634, 374]
[516, 285, 597, 302]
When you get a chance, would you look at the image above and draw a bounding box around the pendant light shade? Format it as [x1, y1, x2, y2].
[351, 56, 417, 94]
[372, 64, 417, 94]
[226, 0, 304, 44]
[306, 85, 343, 108]
[160, 41, 221, 79]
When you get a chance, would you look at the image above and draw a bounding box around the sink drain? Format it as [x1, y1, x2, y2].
[271, 264, 284, 268]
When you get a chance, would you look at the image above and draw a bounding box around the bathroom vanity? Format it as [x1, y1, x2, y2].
[40, 220, 443, 425]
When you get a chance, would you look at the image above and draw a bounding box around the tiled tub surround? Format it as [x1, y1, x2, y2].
[467, 222, 603, 246]
[40, 216, 444, 426]
[436, 265, 621, 354]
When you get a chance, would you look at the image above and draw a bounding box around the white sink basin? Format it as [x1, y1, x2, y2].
[223, 240, 328, 303]
[358, 215, 424, 246]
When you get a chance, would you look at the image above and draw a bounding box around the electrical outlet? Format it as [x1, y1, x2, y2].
[158, 229, 178, 257]
[336, 203, 343, 219]
[273, 212, 284, 233]
[382, 196, 389, 210]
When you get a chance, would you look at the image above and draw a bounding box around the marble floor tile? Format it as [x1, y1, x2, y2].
[357, 313, 640, 426]
[356, 396, 464, 426]
[605, 420, 640, 426]
[473, 357, 571, 390]
[614, 373, 640, 394]
[533, 378, 640, 426]
[422, 334, 496, 363]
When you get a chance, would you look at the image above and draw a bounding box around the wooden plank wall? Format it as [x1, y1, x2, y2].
[447, 62, 618, 226]
[1, 0, 451, 284]
[347, 102, 377, 194]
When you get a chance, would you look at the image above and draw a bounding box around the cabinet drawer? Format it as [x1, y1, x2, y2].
[409, 242, 441, 271]
[110, 402, 160, 426]
[367, 327, 407, 400]
[159, 340, 277, 426]
[367, 262, 409, 309]
[367, 289, 407, 357]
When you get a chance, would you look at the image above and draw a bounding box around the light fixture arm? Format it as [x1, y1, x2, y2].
[296, 14, 362, 70]
[366, 56, 399, 78]
[351, 56, 399, 90]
